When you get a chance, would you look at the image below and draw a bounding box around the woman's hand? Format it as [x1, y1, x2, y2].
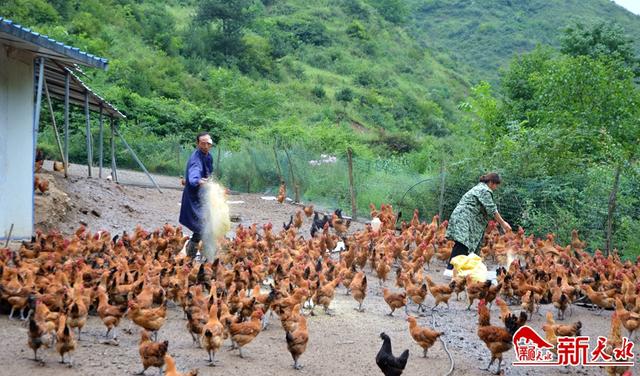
[494, 212, 511, 233]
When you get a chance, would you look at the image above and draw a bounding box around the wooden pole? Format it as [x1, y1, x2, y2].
[63, 70, 70, 178]
[284, 148, 299, 203]
[438, 157, 446, 221]
[84, 90, 92, 177]
[347, 147, 357, 220]
[43, 80, 67, 177]
[99, 105, 104, 178]
[605, 163, 622, 256]
[272, 143, 283, 181]
[215, 146, 221, 179]
[110, 117, 118, 182]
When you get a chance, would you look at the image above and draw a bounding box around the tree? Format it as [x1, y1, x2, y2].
[561, 22, 639, 76]
[192, 0, 257, 59]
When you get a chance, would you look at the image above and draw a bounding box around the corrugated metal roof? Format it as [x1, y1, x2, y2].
[0, 16, 108, 69]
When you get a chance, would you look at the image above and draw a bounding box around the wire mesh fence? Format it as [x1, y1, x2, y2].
[37, 123, 640, 257]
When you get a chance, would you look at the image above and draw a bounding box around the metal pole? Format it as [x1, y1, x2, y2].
[44, 80, 67, 176]
[33, 57, 45, 151]
[114, 124, 162, 193]
[99, 105, 104, 178]
[110, 117, 118, 182]
[64, 70, 70, 178]
[84, 90, 92, 177]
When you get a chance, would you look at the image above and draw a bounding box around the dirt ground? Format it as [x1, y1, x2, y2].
[1, 162, 632, 376]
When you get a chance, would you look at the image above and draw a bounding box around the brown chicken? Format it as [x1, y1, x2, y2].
[286, 312, 309, 370]
[551, 286, 570, 320]
[383, 288, 407, 316]
[542, 311, 582, 337]
[465, 277, 492, 310]
[128, 300, 168, 339]
[56, 314, 76, 367]
[403, 277, 429, 313]
[53, 161, 64, 172]
[312, 276, 341, 315]
[96, 289, 127, 341]
[349, 271, 367, 312]
[582, 284, 615, 312]
[303, 205, 314, 217]
[229, 309, 264, 358]
[200, 302, 224, 365]
[28, 318, 46, 363]
[137, 329, 168, 375]
[477, 300, 522, 375]
[425, 276, 454, 309]
[277, 181, 286, 204]
[163, 354, 198, 376]
[406, 316, 443, 357]
[614, 298, 640, 339]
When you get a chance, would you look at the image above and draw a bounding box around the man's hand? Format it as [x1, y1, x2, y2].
[501, 221, 512, 233]
[198, 178, 208, 186]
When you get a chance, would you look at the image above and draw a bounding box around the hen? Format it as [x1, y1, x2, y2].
[376, 332, 409, 376]
[425, 276, 454, 309]
[349, 271, 367, 312]
[229, 309, 264, 358]
[542, 311, 582, 337]
[137, 329, 168, 375]
[200, 302, 224, 366]
[477, 300, 523, 375]
[285, 313, 309, 370]
[383, 288, 407, 316]
[164, 354, 198, 376]
[28, 318, 46, 363]
[56, 314, 76, 367]
[406, 316, 443, 357]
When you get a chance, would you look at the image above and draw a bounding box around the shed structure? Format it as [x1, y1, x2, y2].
[0, 17, 128, 240]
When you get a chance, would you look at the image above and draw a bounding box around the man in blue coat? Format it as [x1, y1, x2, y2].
[179, 132, 214, 259]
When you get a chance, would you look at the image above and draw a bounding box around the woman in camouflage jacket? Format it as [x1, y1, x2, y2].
[444, 173, 511, 276]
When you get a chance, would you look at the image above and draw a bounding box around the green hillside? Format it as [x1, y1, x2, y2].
[409, 0, 640, 84]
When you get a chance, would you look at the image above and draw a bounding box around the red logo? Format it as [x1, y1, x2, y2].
[512, 326, 636, 367]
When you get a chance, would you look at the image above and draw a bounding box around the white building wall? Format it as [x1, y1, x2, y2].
[0, 45, 35, 240]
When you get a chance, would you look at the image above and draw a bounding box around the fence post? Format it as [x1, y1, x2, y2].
[272, 142, 283, 182]
[605, 163, 622, 256]
[284, 148, 300, 203]
[347, 147, 357, 220]
[215, 146, 221, 179]
[438, 158, 446, 221]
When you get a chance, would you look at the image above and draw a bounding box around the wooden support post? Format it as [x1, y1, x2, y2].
[438, 158, 446, 221]
[605, 163, 622, 256]
[284, 148, 300, 203]
[33, 57, 45, 151]
[215, 146, 221, 179]
[272, 143, 283, 182]
[347, 148, 357, 220]
[110, 117, 118, 182]
[114, 124, 162, 193]
[84, 90, 92, 177]
[99, 105, 104, 178]
[44, 80, 67, 177]
[64, 70, 70, 178]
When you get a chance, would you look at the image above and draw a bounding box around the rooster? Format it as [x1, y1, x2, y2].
[376, 332, 409, 376]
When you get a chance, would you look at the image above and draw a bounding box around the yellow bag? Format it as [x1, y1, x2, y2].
[450, 253, 487, 282]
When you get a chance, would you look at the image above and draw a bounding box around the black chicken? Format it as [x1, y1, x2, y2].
[376, 332, 409, 376]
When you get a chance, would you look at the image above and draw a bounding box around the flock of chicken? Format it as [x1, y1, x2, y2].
[0, 203, 639, 376]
